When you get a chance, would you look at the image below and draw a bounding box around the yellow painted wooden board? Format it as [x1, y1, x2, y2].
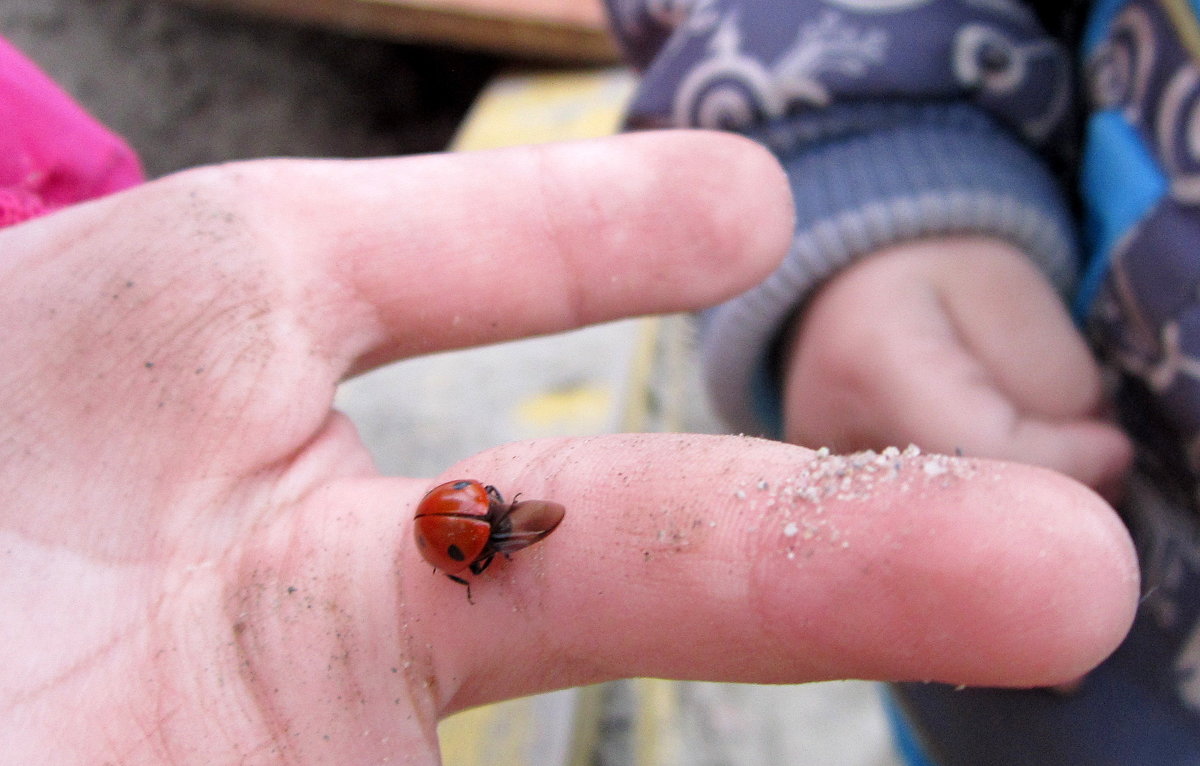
[168, 0, 619, 61]
[391, 0, 604, 27]
[451, 68, 635, 151]
[438, 688, 584, 765]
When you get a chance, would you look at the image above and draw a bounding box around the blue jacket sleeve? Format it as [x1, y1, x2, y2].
[1079, 0, 1200, 449]
[604, 0, 1079, 435]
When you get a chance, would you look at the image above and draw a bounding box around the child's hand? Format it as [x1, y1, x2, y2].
[781, 236, 1133, 499]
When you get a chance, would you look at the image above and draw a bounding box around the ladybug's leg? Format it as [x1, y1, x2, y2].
[447, 574, 474, 604]
[469, 554, 495, 576]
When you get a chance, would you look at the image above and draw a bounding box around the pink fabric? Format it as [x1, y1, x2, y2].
[0, 36, 143, 227]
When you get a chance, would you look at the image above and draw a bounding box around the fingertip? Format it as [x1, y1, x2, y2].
[697, 131, 796, 283]
[940, 461, 1139, 685]
[1074, 422, 1135, 505]
[1011, 419, 1134, 503]
[616, 130, 795, 296]
[990, 463, 1140, 683]
[747, 455, 1139, 687]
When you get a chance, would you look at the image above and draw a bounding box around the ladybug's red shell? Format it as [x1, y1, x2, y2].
[413, 479, 565, 593]
[413, 480, 495, 575]
[414, 514, 490, 575]
[414, 479, 492, 518]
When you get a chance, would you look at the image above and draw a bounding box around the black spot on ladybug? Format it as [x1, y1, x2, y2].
[416, 536, 427, 550]
[447, 544, 466, 562]
[451, 480, 473, 489]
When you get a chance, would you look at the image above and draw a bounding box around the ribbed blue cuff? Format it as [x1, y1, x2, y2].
[701, 102, 1079, 435]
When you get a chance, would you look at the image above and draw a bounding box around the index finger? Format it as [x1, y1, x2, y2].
[403, 434, 1139, 715]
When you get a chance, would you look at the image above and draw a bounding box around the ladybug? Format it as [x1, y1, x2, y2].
[413, 479, 565, 602]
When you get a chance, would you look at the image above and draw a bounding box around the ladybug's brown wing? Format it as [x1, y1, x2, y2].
[488, 500, 565, 555]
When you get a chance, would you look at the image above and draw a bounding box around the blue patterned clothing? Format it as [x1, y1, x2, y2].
[605, 0, 1078, 435]
[605, 1, 1200, 763]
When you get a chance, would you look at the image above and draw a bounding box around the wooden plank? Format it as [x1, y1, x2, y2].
[169, 0, 619, 61]
[438, 688, 582, 765]
[450, 68, 634, 151]
[395, 0, 602, 27]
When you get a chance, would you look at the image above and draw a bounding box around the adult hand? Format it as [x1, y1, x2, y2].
[1, 135, 1137, 763]
[782, 236, 1134, 499]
